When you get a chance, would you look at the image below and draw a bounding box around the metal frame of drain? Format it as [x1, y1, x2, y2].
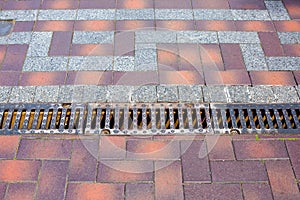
[0, 103, 299, 135]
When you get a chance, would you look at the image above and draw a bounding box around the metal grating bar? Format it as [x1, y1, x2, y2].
[0, 103, 299, 135]
[283, 109, 292, 129]
[291, 109, 300, 129]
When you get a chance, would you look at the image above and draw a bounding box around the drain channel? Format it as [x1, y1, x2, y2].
[0, 103, 299, 134]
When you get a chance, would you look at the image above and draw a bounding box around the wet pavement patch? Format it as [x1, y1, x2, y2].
[0, 20, 14, 36]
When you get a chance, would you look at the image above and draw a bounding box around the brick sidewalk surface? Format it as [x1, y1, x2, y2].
[0, 134, 299, 199]
[1, 0, 300, 199]
[0, 0, 299, 103]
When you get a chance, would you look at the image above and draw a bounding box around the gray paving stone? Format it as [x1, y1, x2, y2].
[27, 32, 52, 56]
[0, 10, 38, 21]
[132, 85, 157, 102]
[135, 31, 177, 43]
[177, 31, 218, 43]
[116, 9, 154, 20]
[0, 21, 13, 37]
[7, 32, 31, 44]
[218, 31, 260, 44]
[34, 86, 59, 103]
[203, 86, 228, 103]
[23, 57, 68, 72]
[77, 9, 115, 20]
[38, 10, 77, 20]
[157, 85, 179, 102]
[0, 87, 12, 103]
[135, 48, 157, 71]
[178, 85, 203, 103]
[107, 86, 134, 103]
[231, 10, 271, 21]
[248, 86, 275, 103]
[267, 57, 300, 71]
[155, 9, 193, 20]
[272, 86, 299, 103]
[227, 86, 251, 103]
[72, 85, 107, 102]
[0, 36, 8, 45]
[114, 56, 135, 71]
[193, 9, 234, 20]
[265, 1, 290, 20]
[240, 44, 268, 71]
[58, 85, 74, 103]
[278, 32, 300, 44]
[9, 86, 36, 103]
[68, 56, 113, 71]
[73, 31, 114, 44]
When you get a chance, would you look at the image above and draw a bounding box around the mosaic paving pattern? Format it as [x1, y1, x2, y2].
[0, 0, 299, 103]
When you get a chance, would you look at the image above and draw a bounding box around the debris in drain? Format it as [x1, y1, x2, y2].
[0, 20, 14, 37]
[101, 129, 111, 135]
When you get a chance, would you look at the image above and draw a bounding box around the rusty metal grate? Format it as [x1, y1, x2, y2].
[0, 103, 300, 135]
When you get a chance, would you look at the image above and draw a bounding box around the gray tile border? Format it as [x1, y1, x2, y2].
[132, 85, 158, 103]
[58, 85, 74, 103]
[114, 56, 135, 71]
[7, 32, 32, 44]
[135, 31, 177, 43]
[272, 86, 299, 103]
[226, 86, 251, 103]
[202, 86, 228, 103]
[68, 56, 113, 71]
[9, 86, 36, 103]
[72, 31, 114, 44]
[38, 10, 77, 20]
[231, 10, 271, 21]
[177, 31, 218, 43]
[116, 9, 154, 20]
[0, 10, 38, 21]
[77, 9, 115, 20]
[265, 1, 290, 20]
[23, 57, 68, 72]
[135, 48, 158, 71]
[0, 87, 12, 103]
[218, 31, 260, 44]
[34, 86, 59, 103]
[107, 85, 134, 103]
[178, 85, 203, 103]
[278, 32, 300, 44]
[248, 86, 275, 103]
[267, 57, 300, 71]
[155, 9, 193, 20]
[72, 85, 107, 102]
[157, 85, 179, 102]
[240, 44, 268, 71]
[193, 9, 234, 20]
[27, 32, 52, 57]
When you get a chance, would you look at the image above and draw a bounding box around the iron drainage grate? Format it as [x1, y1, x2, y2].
[0, 103, 300, 135]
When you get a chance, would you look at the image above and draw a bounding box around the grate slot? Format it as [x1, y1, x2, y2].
[9, 109, 18, 130]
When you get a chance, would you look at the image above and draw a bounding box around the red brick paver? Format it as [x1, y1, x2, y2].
[0, 135, 298, 198]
